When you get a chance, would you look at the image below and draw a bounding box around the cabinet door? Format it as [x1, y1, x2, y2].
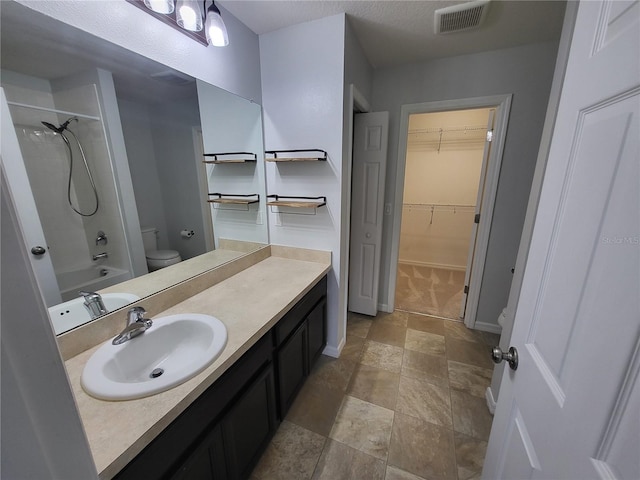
[171, 425, 226, 480]
[222, 363, 277, 480]
[276, 320, 308, 417]
[306, 298, 326, 369]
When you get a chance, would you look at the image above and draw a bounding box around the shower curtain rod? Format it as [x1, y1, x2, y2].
[7, 101, 101, 121]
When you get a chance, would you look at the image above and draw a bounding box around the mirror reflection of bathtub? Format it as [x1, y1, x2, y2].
[56, 266, 131, 302]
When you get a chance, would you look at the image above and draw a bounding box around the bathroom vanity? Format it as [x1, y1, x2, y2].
[62, 246, 330, 479]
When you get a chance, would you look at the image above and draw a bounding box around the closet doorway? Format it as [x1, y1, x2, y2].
[395, 107, 493, 321]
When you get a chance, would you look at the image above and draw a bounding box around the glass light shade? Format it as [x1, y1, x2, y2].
[143, 0, 174, 14]
[176, 0, 203, 32]
[205, 3, 229, 46]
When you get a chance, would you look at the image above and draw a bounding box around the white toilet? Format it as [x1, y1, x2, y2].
[141, 227, 182, 272]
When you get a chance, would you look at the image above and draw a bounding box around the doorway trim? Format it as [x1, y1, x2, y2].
[388, 94, 512, 330]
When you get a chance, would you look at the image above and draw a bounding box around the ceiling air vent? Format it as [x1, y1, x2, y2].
[435, 0, 491, 34]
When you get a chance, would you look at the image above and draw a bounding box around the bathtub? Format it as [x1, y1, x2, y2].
[57, 265, 132, 302]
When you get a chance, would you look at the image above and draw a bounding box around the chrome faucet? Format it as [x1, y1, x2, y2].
[112, 306, 153, 345]
[95, 230, 108, 246]
[92, 252, 108, 261]
[79, 291, 108, 319]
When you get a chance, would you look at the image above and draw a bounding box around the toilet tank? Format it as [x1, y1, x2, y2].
[140, 227, 158, 253]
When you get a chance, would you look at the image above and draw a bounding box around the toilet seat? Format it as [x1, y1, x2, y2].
[146, 249, 181, 271]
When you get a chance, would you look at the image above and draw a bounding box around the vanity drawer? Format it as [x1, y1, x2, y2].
[274, 276, 327, 346]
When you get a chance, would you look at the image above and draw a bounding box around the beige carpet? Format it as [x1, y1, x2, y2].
[395, 263, 465, 320]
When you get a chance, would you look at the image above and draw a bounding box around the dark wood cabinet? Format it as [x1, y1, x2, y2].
[221, 363, 277, 480]
[276, 320, 308, 415]
[114, 276, 326, 480]
[275, 277, 327, 418]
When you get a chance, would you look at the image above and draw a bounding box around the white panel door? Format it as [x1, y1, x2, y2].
[483, 1, 639, 478]
[348, 112, 389, 316]
[1, 89, 61, 306]
[460, 108, 495, 319]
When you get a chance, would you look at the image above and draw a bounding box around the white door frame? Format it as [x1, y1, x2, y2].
[192, 126, 215, 252]
[388, 94, 512, 329]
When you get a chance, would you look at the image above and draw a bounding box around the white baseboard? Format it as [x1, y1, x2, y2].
[398, 259, 466, 271]
[323, 336, 345, 358]
[474, 321, 503, 335]
[485, 386, 497, 415]
[378, 303, 392, 313]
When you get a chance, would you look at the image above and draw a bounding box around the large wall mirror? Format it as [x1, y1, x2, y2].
[0, 1, 269, 335]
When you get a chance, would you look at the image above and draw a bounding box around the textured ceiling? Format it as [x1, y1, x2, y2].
[219, 0, 567, 68]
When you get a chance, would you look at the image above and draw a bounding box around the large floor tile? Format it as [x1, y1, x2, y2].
[360, 340, 404, 373]
[447, 360, 493, 398]
[444, 321, 486, 344]
[341, 334, 365, 362]
[445, 336, 493, 369]
[347, 314, 373, 338]
[407, 314, 445, 336]
[252, 421, 326, 480]
[347, 363, 400, 410]
[385, 465, 427, 480]
[375, 310, 408, 327]
[312, 439, 385, 480]
[308, 356, 356, 392]
[454, 431, 488, 480]
[405, 329, 446, 356]
[388, 412, 457, 480]
[367, 321, 407, 348]
[396, 376, 452, 427]
[329, 396, 394, 460]
[401, 349, 449, 387]
[286, 380, 344, 436]
[451, 390, 494, 440]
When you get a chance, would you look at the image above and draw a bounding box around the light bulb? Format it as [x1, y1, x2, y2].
[205, 3, 229, 46]
[143, 0, 174, 14]
[176, 0, 203, 32]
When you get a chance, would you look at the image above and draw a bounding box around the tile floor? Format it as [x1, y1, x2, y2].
[251, 310, 500, 480]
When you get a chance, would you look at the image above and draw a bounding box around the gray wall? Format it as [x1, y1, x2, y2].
[372, 41, 560, 328]
[260, 14, 346, 355]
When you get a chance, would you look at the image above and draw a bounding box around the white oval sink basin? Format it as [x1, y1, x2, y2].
[48, 293, 140, 334]
[81, 313, 227, 401]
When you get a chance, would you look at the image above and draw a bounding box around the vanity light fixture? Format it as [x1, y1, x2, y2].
[139, 0, 228, 46]
[204, 1, 229, 47]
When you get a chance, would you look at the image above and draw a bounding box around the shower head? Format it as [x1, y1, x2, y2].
[41, 116, 77, 134]
[42, 121, 65, 134]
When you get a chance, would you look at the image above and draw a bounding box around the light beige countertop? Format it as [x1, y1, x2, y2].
[63, 251, 330, 479]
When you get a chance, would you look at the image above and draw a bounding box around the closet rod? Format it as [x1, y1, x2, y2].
[403, 203, 475, 208]
[6, 101, 101, 121]
[408, 125, 487, 134]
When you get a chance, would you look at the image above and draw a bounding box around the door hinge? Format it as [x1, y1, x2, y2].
[464, 285, 469, 294]
[474, 213, 480, 224]
[486, 130, 493, 142]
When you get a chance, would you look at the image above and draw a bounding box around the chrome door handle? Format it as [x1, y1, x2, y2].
[492, 346, 518, 371]
[31, 246, 46, 256]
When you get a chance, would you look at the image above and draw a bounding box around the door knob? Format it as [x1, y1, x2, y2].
[31, 246, 46, 256]
[492, 346, 518, 371]
[366, 232, 372, 238]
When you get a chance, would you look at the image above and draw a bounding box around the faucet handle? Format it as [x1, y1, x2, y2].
[79, 290, 99, 300]
[126, 306, 147, 325]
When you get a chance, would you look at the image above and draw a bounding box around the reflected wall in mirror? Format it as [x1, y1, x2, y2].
[0, 1, 268, 334]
